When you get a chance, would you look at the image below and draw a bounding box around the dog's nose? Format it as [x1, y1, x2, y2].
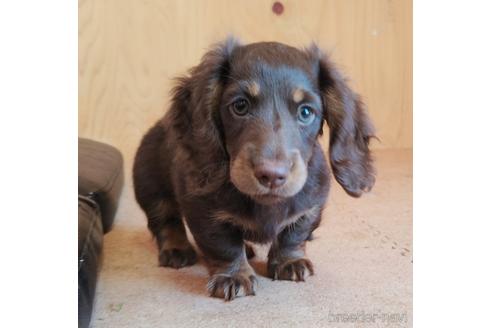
[254, 161, 289, 189]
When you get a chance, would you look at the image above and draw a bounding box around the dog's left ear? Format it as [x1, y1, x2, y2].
[307, 44, 376, 197]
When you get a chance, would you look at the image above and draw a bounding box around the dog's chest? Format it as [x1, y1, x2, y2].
[212, 203, 309, 243]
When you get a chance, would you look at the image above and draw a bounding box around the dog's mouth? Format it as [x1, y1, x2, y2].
[230, 166, 303, 204]
[229, 147, 308, 205]
[253, 192, 286, 204]
[230, 162, 308, 205]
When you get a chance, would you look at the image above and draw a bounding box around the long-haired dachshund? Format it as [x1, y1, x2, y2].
[133, 37, 375, 301]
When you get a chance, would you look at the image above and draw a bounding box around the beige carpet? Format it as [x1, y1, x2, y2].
[91, 149, 412, 328]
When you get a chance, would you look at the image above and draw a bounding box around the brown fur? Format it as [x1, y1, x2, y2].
[133, 37, 375, 300]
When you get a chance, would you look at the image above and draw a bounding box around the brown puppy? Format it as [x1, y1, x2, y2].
[133, 37, 375, 301]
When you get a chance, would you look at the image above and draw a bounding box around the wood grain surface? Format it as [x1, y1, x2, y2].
[79, 0, 412, 171]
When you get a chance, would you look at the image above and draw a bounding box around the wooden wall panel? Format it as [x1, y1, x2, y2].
[79, 0, 412, 172]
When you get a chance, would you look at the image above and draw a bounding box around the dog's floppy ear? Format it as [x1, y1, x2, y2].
[308, 44, 376, 197]
[170, 36, 240, 153]
[168, 37, 240, 194]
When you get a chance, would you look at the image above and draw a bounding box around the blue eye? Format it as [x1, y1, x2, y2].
[297, 105, 315, 125]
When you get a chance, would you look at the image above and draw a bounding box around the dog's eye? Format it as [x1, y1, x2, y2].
[231, 98, 249, 116]
[297, 105, 316, 125]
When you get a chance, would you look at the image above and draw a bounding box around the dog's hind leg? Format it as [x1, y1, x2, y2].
[145, 199, 197, 268]
[133, 122, 197, 268]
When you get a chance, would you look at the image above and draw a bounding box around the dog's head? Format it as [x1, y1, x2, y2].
[172, 37, 375, 203]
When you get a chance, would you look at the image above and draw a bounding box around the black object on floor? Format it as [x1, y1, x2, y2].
[78, 138, 124, 328]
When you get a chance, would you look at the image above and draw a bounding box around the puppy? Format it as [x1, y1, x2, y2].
[133, 37, 375, 301]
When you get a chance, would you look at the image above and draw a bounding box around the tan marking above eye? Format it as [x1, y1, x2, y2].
[247, 81, 260, 97]
[292, 88, 305, 103]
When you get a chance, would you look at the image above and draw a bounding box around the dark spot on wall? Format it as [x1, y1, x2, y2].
[272, 2, 284, 16]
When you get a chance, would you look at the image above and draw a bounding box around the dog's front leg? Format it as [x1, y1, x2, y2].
[187, 217, 257, 301]
[267, 207, 322, 281]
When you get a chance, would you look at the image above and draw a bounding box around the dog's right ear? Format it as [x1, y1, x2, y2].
[169, 37, 240, 149]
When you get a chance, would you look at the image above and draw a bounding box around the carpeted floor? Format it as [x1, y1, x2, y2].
[91, 149, 412, 328]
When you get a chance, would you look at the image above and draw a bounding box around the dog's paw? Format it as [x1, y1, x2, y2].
[158, 247, 197, 269]
[269, 258, 314, 281]
[207, 273, 257, 301]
